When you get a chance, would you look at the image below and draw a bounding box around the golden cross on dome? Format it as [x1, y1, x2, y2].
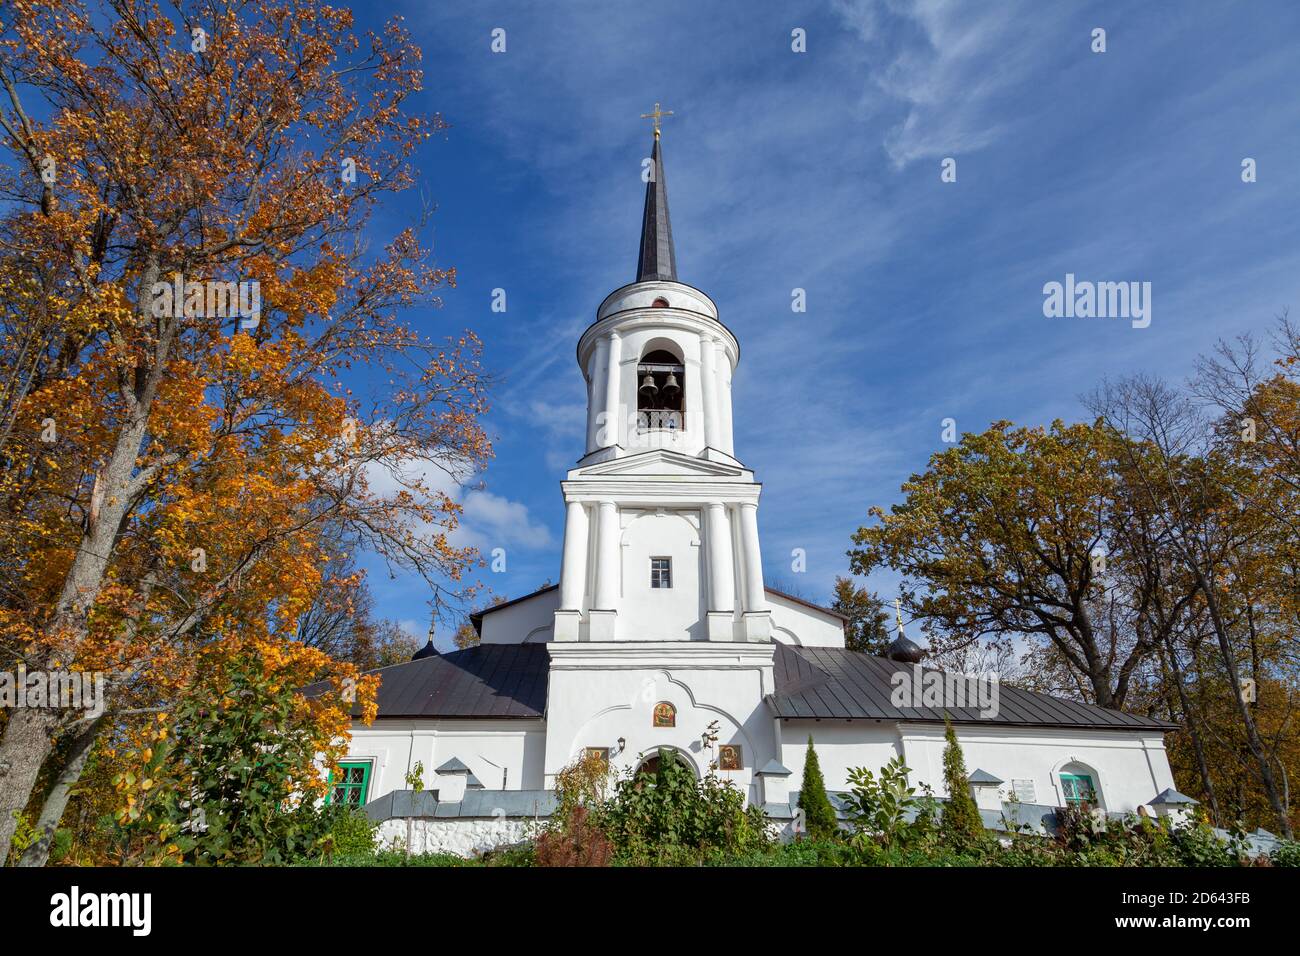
[640, 101, 674, 139]
[895, 597, 905, 634]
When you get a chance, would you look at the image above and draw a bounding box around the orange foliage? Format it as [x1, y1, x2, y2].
[0, 0, 488, 859]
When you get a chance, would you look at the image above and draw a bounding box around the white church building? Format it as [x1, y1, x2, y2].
[330, 128, 1184, 855]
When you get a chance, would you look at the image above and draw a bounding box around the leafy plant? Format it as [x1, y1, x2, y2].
[534, 751, 614, 867]
[597, 748, 768, 864]
[119, 647, 359, 865]
[319, 806, 379, 859]
[1270, 839, 1300, 867]
[844, 755, 919, 850]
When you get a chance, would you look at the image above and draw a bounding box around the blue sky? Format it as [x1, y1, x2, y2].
[346, 0, 1300, 646]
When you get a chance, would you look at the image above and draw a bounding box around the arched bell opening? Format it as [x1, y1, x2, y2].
[637, 347, 684, 432]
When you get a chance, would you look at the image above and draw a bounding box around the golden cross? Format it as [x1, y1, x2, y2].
[640, 101, 674, 139]
[895, 597, 904, 631]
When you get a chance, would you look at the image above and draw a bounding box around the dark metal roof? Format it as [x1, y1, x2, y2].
[307, 644, 549, 719]
[768, 644, 1177, 732]
[636, 135, 676, 282]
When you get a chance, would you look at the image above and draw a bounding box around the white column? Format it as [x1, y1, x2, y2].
[590, 337, 610, 452]
[600, 331, 622, 449]
[718, 351, 735, 455]
[706, 502, 734, 612]
[593, 499, 620, 609]
[739, 502, 767, 612]
[699, 333, 719, 449]
[558, 501, 588, 610]
[583, 352, 598, 454]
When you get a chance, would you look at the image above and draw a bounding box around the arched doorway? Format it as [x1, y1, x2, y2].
[635, 748, 696, 781]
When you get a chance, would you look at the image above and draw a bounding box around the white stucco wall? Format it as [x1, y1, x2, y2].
[779, 721, 902, 801]
[780, 719, 1175, 814]
[543, 643, 780, 804]
[476, 582, 841, 646]
[767, 592, 846, 647]
[896, 724, 1174, 814]
[345, 719, 548, 800]
[478, 587, 558, 644]
[618, 511, 706, 641]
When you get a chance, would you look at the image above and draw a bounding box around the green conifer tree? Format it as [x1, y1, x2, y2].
[940, 718, 984, 845]
[797, 736, 839, 840]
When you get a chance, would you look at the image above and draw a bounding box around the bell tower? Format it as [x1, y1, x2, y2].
[552, 121, 772, 644]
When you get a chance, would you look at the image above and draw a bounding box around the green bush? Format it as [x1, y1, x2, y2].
[596, 748, 770, 864]
[844, 755, 920, 850]
[123, 650, 350, 865]
[318, 849, 472, 867]
[1270, 839, 1300, 867]
[320, 806, 379, 859]
[1051, 805, 1250, 867]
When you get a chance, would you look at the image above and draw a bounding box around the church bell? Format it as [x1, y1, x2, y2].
[639, 372, 659, 400]
[661, 371, 680, 401]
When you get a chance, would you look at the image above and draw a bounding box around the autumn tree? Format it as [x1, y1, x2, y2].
[1088, 373, 1294, 838]
[849, 421, 1158, 710]
[830, 577, 891, 654]
[0, 0, 489, 863]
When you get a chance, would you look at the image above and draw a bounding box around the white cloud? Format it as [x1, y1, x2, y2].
[460, 489, 554, 551]
[361, 453, 552, 556]
[832, 0, 1068, 167]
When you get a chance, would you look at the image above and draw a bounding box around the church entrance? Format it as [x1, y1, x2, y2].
[634, 750, 696, 780]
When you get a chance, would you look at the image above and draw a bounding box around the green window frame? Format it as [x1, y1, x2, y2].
[1060, 772, 1096, 806]
[329, 761, 372, 807]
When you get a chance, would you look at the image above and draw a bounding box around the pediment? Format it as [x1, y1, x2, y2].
[571, 449, 748, 479]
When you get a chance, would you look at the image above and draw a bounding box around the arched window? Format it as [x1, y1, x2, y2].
[651, 297, 670, 308]
[1058, 762, 1100, 810]
[637, 348, 684, 432]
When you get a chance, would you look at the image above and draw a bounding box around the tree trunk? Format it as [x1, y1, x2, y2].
[1197, 572, 1292, 838]
[0, 374, 159, 864]
[1163, 636, 1222, 825]
[0, 707, 66, 864]
[18, 715, 106, 867]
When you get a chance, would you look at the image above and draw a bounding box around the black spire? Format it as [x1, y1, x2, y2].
[636, 134, 677, 283]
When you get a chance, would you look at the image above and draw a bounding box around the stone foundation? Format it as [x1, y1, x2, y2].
[376, 817, 539, 857]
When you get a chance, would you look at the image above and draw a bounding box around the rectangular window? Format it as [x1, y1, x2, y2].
[650, 557, 672, 589]
[329, 761, 371, 807]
